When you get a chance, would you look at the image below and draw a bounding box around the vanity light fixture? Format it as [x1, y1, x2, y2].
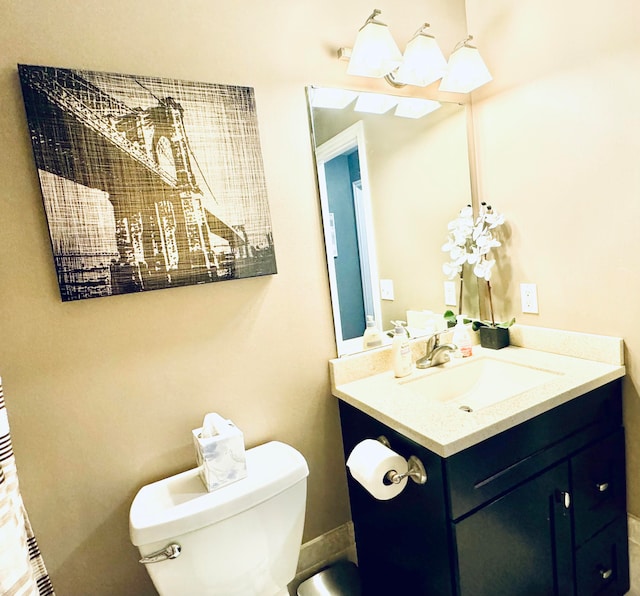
[346, 9, 403, 78]
[439, 36, 492, 93]
[340, 10, 492, 94]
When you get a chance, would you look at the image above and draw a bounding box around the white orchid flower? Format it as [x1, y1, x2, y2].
[476, 234, 501, 254]
[448, 205, 473, 229]
[441, 238, 455, 252]
[452, 228, 470, 246]
[485, 211, 505, 228]
[460, 205, 473, 217]
[443, 236, 465, 252]
[466, 247, 480, 264]
[448, 220, 473, 239]
[473, 258, 495, 281]
[449, 245, 468, 264]
[442, 261, 462, 279]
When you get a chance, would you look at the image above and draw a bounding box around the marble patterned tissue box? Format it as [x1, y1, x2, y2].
[192, 422, 247, 492]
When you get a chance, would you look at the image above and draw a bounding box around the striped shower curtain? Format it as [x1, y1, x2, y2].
[0, 380, 54, 596]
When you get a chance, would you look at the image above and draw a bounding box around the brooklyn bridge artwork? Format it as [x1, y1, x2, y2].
[19, 65, 277, 301]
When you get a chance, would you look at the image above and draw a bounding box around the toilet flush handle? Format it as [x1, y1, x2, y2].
[139, 543, 182, 565]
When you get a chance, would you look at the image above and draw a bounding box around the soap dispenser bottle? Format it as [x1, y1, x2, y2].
[452, 315, 472, 358]
[391, 320, 412, 378]
[362, 315, 383, 350]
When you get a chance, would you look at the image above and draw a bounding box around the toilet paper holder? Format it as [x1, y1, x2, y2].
[377, 436, 427, 485]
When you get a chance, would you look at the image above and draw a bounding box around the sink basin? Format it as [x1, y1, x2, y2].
[400, 357, 562, 412]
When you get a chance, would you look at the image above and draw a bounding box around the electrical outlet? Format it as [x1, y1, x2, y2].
[444, 281, 457, 306]
[520, 283, 539, 314]
[380, 279, 394, 301]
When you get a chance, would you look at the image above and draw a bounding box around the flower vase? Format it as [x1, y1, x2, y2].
[479, 326, 510, 350]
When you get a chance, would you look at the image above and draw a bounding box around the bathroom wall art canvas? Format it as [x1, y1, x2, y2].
[18, 65, 277, 301]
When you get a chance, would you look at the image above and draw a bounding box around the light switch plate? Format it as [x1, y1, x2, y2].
[520, 283, 539, 313]
[380, 279, 394, 301]
[444, 281, 457, 306]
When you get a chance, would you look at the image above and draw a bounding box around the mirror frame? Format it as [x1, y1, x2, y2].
[307, 86, 481, 356]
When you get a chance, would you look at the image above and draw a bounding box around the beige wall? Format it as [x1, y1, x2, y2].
[370, 105, 476, 324]
[465, 0, 640, 515]
[0, 1, 466, 594]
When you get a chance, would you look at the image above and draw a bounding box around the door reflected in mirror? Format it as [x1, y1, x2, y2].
[307, 86, 478, 356]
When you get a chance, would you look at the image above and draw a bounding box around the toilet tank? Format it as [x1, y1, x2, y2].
[130, 441, 309, 596]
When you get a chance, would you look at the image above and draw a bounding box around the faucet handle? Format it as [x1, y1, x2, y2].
[425, 328, 448, 353]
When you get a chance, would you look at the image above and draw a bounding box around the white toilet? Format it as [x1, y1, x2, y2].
[129, 441, 309, 596]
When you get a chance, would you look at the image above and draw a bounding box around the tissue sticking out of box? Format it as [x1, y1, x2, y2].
[201, 412, 222, 438]
[192, 413, 247, 492]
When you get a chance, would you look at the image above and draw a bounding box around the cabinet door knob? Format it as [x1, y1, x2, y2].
[562, 491, 571, 509]
[596, 482, 610, 493]
[599, 568, 613, 580]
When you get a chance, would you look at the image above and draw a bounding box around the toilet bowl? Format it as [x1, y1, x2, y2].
[129, 441, 309, 596]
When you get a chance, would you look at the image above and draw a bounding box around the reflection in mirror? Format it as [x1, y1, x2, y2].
[307, 86, 478, 356]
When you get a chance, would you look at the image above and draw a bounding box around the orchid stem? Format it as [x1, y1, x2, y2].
[487, 280, 495, 326]
[458, 270, 464, 316]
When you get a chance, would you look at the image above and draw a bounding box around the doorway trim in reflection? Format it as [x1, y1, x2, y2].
[315, 121, 382, 356]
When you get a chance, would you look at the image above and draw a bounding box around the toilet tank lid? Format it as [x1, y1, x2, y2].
[129, 441, 309, 547]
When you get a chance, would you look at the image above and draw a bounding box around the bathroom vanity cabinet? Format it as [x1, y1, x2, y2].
[339, 378, 629, 595]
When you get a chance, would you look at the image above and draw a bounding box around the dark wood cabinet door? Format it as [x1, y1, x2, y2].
[575, 517, 630, 596]
[454, 462, 574, 596]
[572, 429, 627, 547]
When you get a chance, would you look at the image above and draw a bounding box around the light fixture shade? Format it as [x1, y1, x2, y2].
[347, 21, 403, 78]
[354, 92, 399, 114]
[394, 97, 441, 119]
[394, 34, 447, 87]
[309, 87, 358, 109]
[439, 45, 492, 93]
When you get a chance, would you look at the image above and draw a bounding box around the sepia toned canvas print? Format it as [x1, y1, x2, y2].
[18, 65, 277, 301]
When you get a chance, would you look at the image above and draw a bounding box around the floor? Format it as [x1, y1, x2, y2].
[629, 515, 640, 595]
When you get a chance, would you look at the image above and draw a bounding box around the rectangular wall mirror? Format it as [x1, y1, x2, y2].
[307, 86, 479, 356]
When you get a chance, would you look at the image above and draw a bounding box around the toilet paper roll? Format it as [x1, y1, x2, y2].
[346, 439, 408, 500]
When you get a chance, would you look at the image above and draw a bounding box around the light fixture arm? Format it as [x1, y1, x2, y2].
[383, 72, 406, 88]
[361, 8, 385, 28]
[453, 34, 475, 52]
[412, 22, 432, 39]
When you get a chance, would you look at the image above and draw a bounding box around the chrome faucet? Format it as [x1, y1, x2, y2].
[415, 330, 458, 369]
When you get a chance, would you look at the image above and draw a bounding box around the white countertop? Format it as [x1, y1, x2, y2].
[330, 325, 625, 457]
